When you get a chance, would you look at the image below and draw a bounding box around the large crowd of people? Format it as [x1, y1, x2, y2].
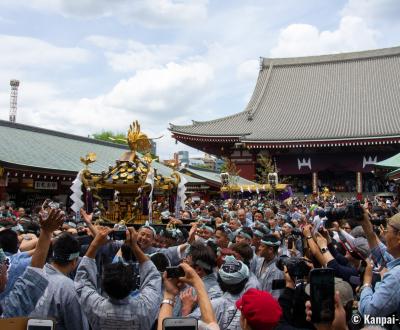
[0, 194, 399, 329]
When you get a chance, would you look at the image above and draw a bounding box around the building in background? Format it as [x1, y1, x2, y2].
[177, 150, 189, 166]
[170, 47, 400, 197]
[168, 151, 224, 172]
[150, 139, 157, 156]
[188, 157, 205, 168]
[215, 158, 225, 172]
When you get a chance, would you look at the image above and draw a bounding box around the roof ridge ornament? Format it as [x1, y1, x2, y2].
[80, 152, 96, 169]
[259, 56, 264, 71]
[108, 120, 163, 156]
[127, 120, 151, 154]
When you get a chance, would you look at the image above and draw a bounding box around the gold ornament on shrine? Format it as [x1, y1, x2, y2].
[320, 187, 331, 200]
[79, 121, 178, 224]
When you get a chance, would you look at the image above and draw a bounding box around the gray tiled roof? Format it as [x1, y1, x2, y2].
[170, 46, 400, 142]
[375, 152, 400, 169]
[181, 166, 255, 186]
[0, 120, 203, 184]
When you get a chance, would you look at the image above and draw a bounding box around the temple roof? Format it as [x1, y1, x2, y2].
[170, 46, 400, 146]
[0, 120, 203, 184]
[375, 152, 400, 170]
[180, 166, 255, 187]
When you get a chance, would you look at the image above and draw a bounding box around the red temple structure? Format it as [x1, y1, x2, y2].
[170, 47, 400, 196]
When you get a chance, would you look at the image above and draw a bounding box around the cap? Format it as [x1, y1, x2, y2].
[235, 288, 282, 330]
[218, 255, 249, 284]
[260, 234, 281, 247]
[353, 237, 370, 259]
[140, 221, 156, 237]
[202, 224, 215, 233]
[237, 229, 252, 240]
[388, 212, 400, 231]
[305, 277, 354, 306]
[283, 222, 293, 229]
[350, 226, 365, 238]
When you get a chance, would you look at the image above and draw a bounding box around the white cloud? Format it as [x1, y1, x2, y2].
[236, 59, 259, 81]
[0, 35, 90, 70]
[86, 35, 190, 72]
[341, 0, 400, 24]
[0, 35, 91, 123]
[104, 61, 214, 115]
[105, 45, 188, 72]
[85, 35, 125, 51]
[116, 0, 208, 28]
[3, 0, 208, 27]
[0, 0, 62, 12]
[1, 60, 214, 159]
[270, 16, 378, 58]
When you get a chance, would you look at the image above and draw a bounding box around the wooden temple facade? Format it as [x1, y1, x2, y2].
[170, 47, 400, 196]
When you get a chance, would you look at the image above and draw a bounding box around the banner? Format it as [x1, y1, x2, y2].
[145, 167, 155, 224]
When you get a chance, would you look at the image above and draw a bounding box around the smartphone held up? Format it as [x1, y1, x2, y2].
[166, 266, 185, 278]
[310, 268, 335, 323]
[163, 317, 197, 330]
[27, 318, 55, 330]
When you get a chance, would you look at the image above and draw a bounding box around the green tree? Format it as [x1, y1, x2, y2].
[220, 157, 241, 185]
[192, 164, 213, 170]
[256, 154, 275, 183]
[219, 158, 230, 173]
[93, 131, 127, 145]
[256, 154, 291, 184]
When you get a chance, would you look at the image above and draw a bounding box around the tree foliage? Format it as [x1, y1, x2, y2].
[256, 154, 275, 183]
[256, 154, 291, 184]
[192, 163, 214, 170]
[93, 131, 127, 145]
[220, 157, 240, 175]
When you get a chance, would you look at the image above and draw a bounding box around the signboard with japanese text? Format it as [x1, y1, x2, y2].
[34, 181, 58, 190]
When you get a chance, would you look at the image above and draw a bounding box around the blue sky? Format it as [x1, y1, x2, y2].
[0, 0, 399, 160]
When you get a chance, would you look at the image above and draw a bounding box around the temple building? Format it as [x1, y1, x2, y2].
[0, 120, 208, 208]
[0, 120, 258, 207]
[170, 47, 400, 196]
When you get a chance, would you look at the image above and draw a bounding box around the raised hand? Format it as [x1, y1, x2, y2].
[80, 208, 93, 224]
[305, 291, 347, 330]
[178, 262, 202, 287]
[319, 227, 332, 244]
[91, 226, 112, 248]
[39, 208, 64, 234]
[363, 258, 374, 285]
[188, 223, 198, 244]
[302, 224, 313, 237]
[314, 232, 328, 249]
[162, 271, 180, 297]
[180, 287, 198, 316]
[126, 227, 138, 248]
